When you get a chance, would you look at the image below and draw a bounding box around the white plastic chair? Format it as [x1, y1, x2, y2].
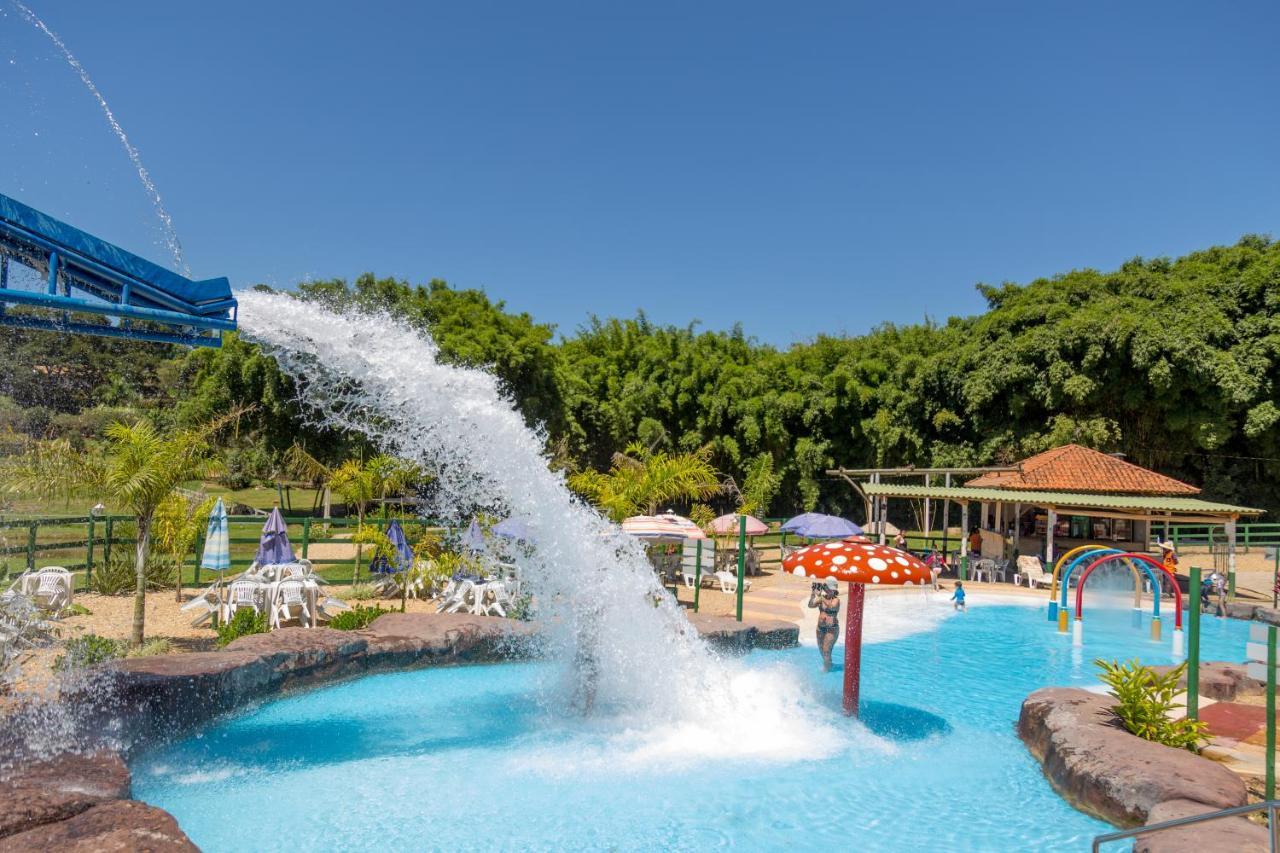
[271, 580, 311, 628]
[713, 571, 751, 594]
[223, 580, 264, 622]
[1017, 556, 1054, 589]
[34, 570, 72, 614]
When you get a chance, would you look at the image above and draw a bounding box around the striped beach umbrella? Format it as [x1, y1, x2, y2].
[200, 498, 231, 578]
[621, 512, 706, 541]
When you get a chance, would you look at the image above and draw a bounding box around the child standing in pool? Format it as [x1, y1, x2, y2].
[951, 581, 966, 612]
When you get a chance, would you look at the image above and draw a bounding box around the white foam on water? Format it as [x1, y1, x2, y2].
[236, 290, 882, 762]
[514, 660, 895, 777]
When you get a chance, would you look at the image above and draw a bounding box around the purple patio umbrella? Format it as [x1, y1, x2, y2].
[787, 513, 863, 539]
[492, 515, 534, 542]
[371, 519, 415, 575]
[255, 507, 295, 565]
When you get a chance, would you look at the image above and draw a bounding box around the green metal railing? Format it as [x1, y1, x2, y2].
[0, 513, 456, 592]
[1158, 522, 1280, 550]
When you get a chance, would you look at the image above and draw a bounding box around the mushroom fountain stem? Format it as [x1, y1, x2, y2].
[843, 581, 866, 717]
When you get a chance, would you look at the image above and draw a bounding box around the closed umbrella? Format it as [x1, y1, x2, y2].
[371, 519, 414, 575]
[784, 541, 929, 717]
[200, 498, 230, 579]
[255, 507, 294, 566]
[787, 514, 862, 539]
[460, 517, 486, 553]
[709, 514, 768, 536]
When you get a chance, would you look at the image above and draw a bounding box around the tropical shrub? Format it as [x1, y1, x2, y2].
[1095, 658, 1209, 751]
[507, 593, 535, 622]
[349, 583, 378, 601]
[53, 633, 125, 671]
[327, 604, 385, 631]
[127, 638, 173, 657]
[216, 608, 269, 647]
[90, 548, 177, 595]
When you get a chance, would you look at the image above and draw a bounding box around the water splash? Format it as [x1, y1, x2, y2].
[10, 0, 188, 274]
[236, 290, 852, 755]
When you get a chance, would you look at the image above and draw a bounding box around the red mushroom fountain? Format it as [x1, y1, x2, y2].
[783, 540, 930, 717]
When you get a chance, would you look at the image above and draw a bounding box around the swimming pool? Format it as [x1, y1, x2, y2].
[132, 594, 1249, 851]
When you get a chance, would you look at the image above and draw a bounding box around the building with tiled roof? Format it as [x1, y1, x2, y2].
[966, 444, 1200, 496]
[833, 443, 1262, 583]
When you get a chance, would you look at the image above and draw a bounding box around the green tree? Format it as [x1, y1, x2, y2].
[568, 443, 721, 521]
[2, 416, 233, 646]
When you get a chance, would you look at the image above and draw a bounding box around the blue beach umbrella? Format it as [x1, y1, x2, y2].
[255, 507, 295, 565]
[460, 517, 486, 553]
[788, 513, 862, 539]
[780, 512, 825, 533]
[200, 498, 230, 578]
[371, 519, 414, 575]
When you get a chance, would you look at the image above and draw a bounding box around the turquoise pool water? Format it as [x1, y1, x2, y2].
[132, 597, 1249, 851]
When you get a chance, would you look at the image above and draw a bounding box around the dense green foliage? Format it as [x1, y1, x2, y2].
[1095, 658, 1208, 751]
[216, 607, 269, 647]
[327, 604, 386, 631]
[2, 236, 1278, 515]
[53, 633, 125, 671]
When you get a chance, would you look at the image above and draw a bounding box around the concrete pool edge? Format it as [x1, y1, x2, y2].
[1017, 685, 1270, 850]
[0, 612, 797, 849]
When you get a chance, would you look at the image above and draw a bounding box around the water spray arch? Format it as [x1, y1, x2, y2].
[1059, 548, 1160, 615]
[1073, 552, 1182, 630]
[1047, 545, 1153, 624]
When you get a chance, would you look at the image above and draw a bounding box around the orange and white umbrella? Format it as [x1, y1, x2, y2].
[783, 541, 930, 716]
[621, 512, 706, 541]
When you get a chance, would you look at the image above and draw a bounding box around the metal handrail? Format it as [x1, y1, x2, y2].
[1091, 800, 1280, 851]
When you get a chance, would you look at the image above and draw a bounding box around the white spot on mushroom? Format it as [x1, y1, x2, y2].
[868, 557, 888, 571]
[832, 555, 847, 565]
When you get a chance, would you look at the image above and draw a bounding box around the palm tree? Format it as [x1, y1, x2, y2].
[2, 416, 233, 646]
[567, 443, 721, 522]
[289, 448, 422, 584]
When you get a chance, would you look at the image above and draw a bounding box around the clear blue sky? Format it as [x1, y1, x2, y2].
[2, 0, 1277, 344]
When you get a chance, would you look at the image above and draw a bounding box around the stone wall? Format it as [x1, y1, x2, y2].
[1018, 687, 1270, 851]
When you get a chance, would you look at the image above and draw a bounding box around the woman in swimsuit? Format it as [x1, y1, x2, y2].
[808, 576, 841, 672]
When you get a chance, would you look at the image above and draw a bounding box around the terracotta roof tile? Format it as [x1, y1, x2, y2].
[966, 444, 1200, 496]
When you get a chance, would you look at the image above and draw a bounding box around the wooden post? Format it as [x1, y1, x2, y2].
[941, 473, 951, 562]
[694, 539, 703, 613]
[1268, 624, 1276, 802]
[1012, 502, 1021, 556]
[104, 517, 114, 567]
[735, 514, 746, 622]
[85, 516, 96, 591]
[1227, 516, 1238, 600]
[1188, 566, 1201, 722]
[302, 517, 312, 559]
[26, 522, 36, 571]
[923, 474, 931, 546]
[960, 501, 970, 581]
[844, 581, 866, 717]
[1045, 508, 1057, 564]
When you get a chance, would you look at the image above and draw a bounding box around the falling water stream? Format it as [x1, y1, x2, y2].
[236, 289, 855, 762]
